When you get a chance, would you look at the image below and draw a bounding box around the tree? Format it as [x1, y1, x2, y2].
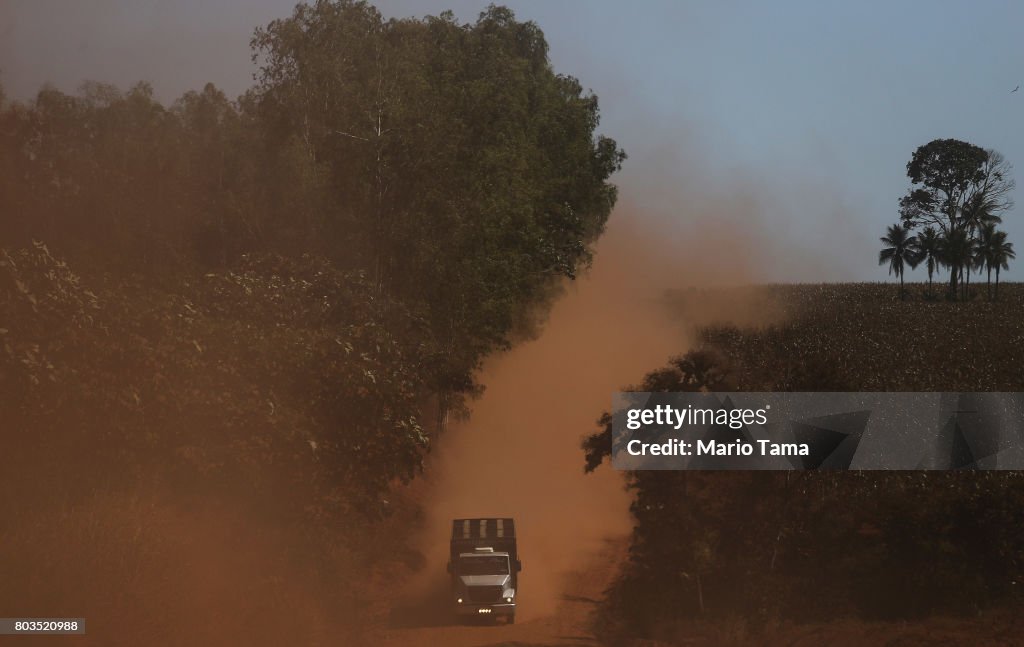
[912, 226, 941, 296]
[878, 224, 918, 300]
[172, 82, 259, 266]
[962, 189, 1005, 233]
[991, 231, 1015, 301]
[898, 140, 1015, 296]
[975, 223, 999, 300]
[962, 191, 1005, 296]
[250, 1, 625, 429]
[936, 229, 973, 301]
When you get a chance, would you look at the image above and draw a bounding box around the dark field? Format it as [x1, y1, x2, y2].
[694, 282, 1024, 392]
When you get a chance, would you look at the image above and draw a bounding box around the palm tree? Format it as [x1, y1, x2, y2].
[961, 195, 1003, 299]
[991, 231, 1015, 301]
[961, 192, 1004, 231]
[879, 224, 918, 300]
[912, 226, 941, 296]
[975, 223, 998, 300]
[937, 228, 972, 301]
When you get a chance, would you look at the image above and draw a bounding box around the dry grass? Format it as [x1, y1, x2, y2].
[701, 282, 1024, 391]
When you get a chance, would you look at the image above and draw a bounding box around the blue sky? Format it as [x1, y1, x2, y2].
[2, 1, 1022, 280]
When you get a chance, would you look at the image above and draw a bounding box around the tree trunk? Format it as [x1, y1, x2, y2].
[948, 268, 957, 300]
[995, 267, 1000, 301]
[900, 272, 905, 300]
[987, 266, 992, 301]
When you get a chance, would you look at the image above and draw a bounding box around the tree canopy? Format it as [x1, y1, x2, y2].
[0, 1, 624, 512]
[249, 1, 625, 412]
[1, 3, 626, 640]
[899, 139, 1013, 234]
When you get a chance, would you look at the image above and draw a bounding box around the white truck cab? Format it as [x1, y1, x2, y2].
[448, 519, 521, 623]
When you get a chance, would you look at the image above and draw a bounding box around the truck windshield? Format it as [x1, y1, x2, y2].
[458, 555, 509, 575]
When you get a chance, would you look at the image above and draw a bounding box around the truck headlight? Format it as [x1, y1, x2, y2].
[504, 590, 515, 601]
[456, 598, 463, 604]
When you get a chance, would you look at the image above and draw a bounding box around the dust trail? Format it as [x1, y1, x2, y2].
[397, 193, 791, 621]
[393, 103, 850, 619]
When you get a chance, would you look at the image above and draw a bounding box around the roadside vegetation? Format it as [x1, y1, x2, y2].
[0, 3, 622, 643]
[586, 283, 1024, 645]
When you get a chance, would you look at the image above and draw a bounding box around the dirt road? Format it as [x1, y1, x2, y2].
[376, 536, 626, 647]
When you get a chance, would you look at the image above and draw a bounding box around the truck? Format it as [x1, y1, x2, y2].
[447, 518, 521, 624]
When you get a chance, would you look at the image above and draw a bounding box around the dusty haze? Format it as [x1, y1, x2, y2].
[394, 178, 801, 623]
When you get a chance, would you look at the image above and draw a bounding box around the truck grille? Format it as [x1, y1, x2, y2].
[467, 585, 503, 604]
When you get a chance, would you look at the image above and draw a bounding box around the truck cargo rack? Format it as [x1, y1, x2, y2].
[450, 518, 518, 564]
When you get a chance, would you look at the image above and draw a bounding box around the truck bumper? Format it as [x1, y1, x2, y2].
[454, 602, 516, 617]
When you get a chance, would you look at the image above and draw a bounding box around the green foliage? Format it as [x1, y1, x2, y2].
[0, 2, 624, 428]
[0, 80, 260, 269]
[248, 1, 624, 409]
[0, 0, 624, 488]
[0, 241, 100, 398]
[1, 246, 432, 518]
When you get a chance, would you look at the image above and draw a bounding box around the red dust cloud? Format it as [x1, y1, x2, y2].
[398, 194, 793, 620]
